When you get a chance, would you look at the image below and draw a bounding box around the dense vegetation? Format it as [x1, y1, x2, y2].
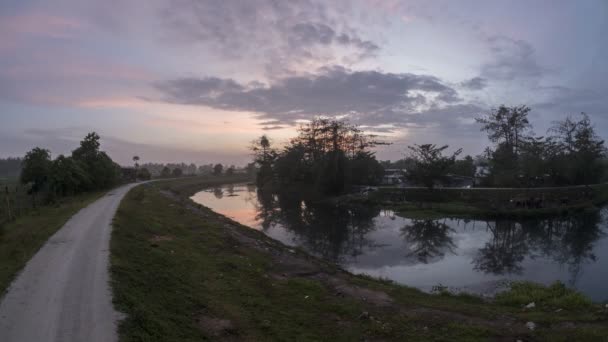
[19, 132, 122, 202]
[476, 107, 606, 187]
[252, 118, 385, 196]
[385, 106, 606, 189]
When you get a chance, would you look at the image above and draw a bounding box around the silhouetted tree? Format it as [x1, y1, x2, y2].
[476, 105, 531, 155]
[161, 166, 171, 178]
[49, 155, 89, 196]
[172, 168, 183, 177]
[213, 163, 223, 175]
[137, 168, 151, 180]
[71, 132, 120, 190]
[255, 118, 385, 196]
[251, 135, 276, 187]
[21, 147, 52, 198]
[406, 144, 462, 189]
[549, 113, 606, 184]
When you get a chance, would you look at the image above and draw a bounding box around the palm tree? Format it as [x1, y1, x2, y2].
[133, 155, 140, 181]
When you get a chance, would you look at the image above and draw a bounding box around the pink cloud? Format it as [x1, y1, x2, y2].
[0, 12, 84, 40]
[1, 61, 153, 82]
[76, 97, 149, 109]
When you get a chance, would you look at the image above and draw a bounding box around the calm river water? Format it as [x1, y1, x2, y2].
[191, 184, 608, 301]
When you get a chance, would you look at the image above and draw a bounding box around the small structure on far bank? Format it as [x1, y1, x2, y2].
[381, 169, 407, 185]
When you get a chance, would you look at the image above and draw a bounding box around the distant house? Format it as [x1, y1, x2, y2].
[474, 165, 491, 186]
[382, 169, 406, 185]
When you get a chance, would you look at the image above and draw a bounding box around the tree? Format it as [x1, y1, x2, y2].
[137, 168, 151, 181]
[213, 163, 223, 175]
[449, 155, 475, 178]
[261, 118, 385, 195]
[226, 165, 235, 175]
[132, 155, 140, 180]
[406, 144, 462, 189]
[251, 135, 276, 187]
[476, 105, 531, 155]
[49, 155, 89, 196]
[161, 166, 171, 178]
[172, 168, 183, 177]
[549, 113, 606, 184]
[21, 147, 52, 196]
[245, 162, 257, 176]
[72, 132, 120, 190]
[349, 151, 384, 186]
[476, 105, 534, 187]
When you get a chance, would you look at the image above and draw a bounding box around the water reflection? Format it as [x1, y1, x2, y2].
[471, 213, 605, 289]
[253, 189, 380, 262]
[191, 184, 608, 301]
[473, 221, 528, 275]
[401, 220, 456, 263]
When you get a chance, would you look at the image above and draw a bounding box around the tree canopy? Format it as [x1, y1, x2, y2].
[251, 118, 385, 196]
[19, 132, 121, 201]
[476, 107, 606, 187]
[406, 144, 462, 189]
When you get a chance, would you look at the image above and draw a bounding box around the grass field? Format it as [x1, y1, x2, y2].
[110, 177, 608, 341]
[0, 190, 107, 295]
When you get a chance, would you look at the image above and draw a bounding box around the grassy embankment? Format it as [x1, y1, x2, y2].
[0, 189, 107, 295]
[367, 183, 608, 219]
[111, 176, 608, 341]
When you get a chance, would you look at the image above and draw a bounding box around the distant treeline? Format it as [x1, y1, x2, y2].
[139, 163, 215, 177]
[137, 162, 255, 178]
[1, 132, 123, 225]
[252, 106, 607, 193]
[19, 132, 123, 199]
[382, 106, 607, 189]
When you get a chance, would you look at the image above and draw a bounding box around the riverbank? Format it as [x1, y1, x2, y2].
[360, 183, 608, 219]
[110, 177, 608, 341]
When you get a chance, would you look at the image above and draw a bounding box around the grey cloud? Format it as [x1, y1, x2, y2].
[460, 77, 487, 90]
[154, 66, 462, 127]
[482, 36, 545, 81]
[261, 125, 286, 131]
[160, 0, 379, 70]
[289, 22, 379, 57]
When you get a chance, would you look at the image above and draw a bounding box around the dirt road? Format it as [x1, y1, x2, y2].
[0, 183, 138, 342]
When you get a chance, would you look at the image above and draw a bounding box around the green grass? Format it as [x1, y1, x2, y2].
[495, 282, 594, 311]
[0, 190, 107, 294]
[110, 179, 608, 341]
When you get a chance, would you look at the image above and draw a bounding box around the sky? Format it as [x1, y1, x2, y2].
[1, 0, 607, 166]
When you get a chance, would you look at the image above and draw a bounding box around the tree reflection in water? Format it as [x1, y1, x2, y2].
[473, 220, 528, 275]
[253, 188, 380, 262]
[213, 187, 223, 199]
[400, 219, 456, 263]
[248, 186, 605, 284]
[473, 211, 605, 286]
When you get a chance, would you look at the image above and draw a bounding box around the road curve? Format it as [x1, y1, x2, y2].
[0, 183, 139, 342]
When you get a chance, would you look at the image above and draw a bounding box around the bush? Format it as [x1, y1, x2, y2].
[494, 281, 593, 311]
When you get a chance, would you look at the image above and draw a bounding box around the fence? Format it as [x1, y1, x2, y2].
[0, 182, 38, 227]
